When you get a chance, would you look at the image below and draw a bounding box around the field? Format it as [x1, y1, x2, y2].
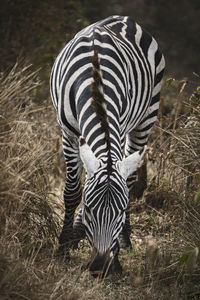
[0, 63, 200, 300]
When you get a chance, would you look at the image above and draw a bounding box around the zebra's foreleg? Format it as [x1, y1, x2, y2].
[119, 130, 149, 248]
[58, 135, 83, 258]
[118, 202, 132, 249]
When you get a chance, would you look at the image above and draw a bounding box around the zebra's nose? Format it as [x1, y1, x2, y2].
[88, 248, 112, 277]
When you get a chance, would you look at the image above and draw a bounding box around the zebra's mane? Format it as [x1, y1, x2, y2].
[90, 49, 112, 174]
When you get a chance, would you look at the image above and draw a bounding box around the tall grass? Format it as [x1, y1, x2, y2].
[147, 79, 200, 291]
[0, 63, 200, 299]
[0, 63, 63, 299]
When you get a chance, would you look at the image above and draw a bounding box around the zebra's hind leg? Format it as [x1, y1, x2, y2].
[57, 133, 84, 259]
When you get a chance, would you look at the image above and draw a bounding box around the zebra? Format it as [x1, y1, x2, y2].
[50, 15, 165, 277]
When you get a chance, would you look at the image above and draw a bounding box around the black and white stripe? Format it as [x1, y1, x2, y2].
[50, 15, 165, 269]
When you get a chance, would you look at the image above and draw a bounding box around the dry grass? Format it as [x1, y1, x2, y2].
[0, 63, 62, 299]
[0, 64, 200, 299]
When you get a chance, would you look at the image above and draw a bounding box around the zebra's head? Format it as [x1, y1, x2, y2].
[80, 138, 146, 275]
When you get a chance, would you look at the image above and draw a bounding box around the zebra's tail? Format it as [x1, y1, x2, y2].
[90, 49, 112, 170]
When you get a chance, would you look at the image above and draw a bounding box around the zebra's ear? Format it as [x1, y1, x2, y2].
[118, 146, 147, 180]
[79, 137, 100, 178]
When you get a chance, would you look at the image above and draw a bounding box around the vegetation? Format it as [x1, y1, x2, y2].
[1, 0, 200, 80]
[0, 63, 200, 300]
[0, 1, 200, 299]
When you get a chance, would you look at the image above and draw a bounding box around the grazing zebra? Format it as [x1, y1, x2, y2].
[50, 15, 165, 276]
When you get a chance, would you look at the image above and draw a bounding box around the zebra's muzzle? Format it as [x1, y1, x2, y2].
[88, 247, 122, 278]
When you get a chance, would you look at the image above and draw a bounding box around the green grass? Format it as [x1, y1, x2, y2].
[0, 64, 200, 299]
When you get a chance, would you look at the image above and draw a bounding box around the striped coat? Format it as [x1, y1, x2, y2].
[50, 15, 165, 276]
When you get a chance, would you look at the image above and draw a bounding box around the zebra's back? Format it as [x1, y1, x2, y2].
[50, 15, 165, 160]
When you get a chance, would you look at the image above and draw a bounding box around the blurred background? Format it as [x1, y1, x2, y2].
[1, 0, 200, 97]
